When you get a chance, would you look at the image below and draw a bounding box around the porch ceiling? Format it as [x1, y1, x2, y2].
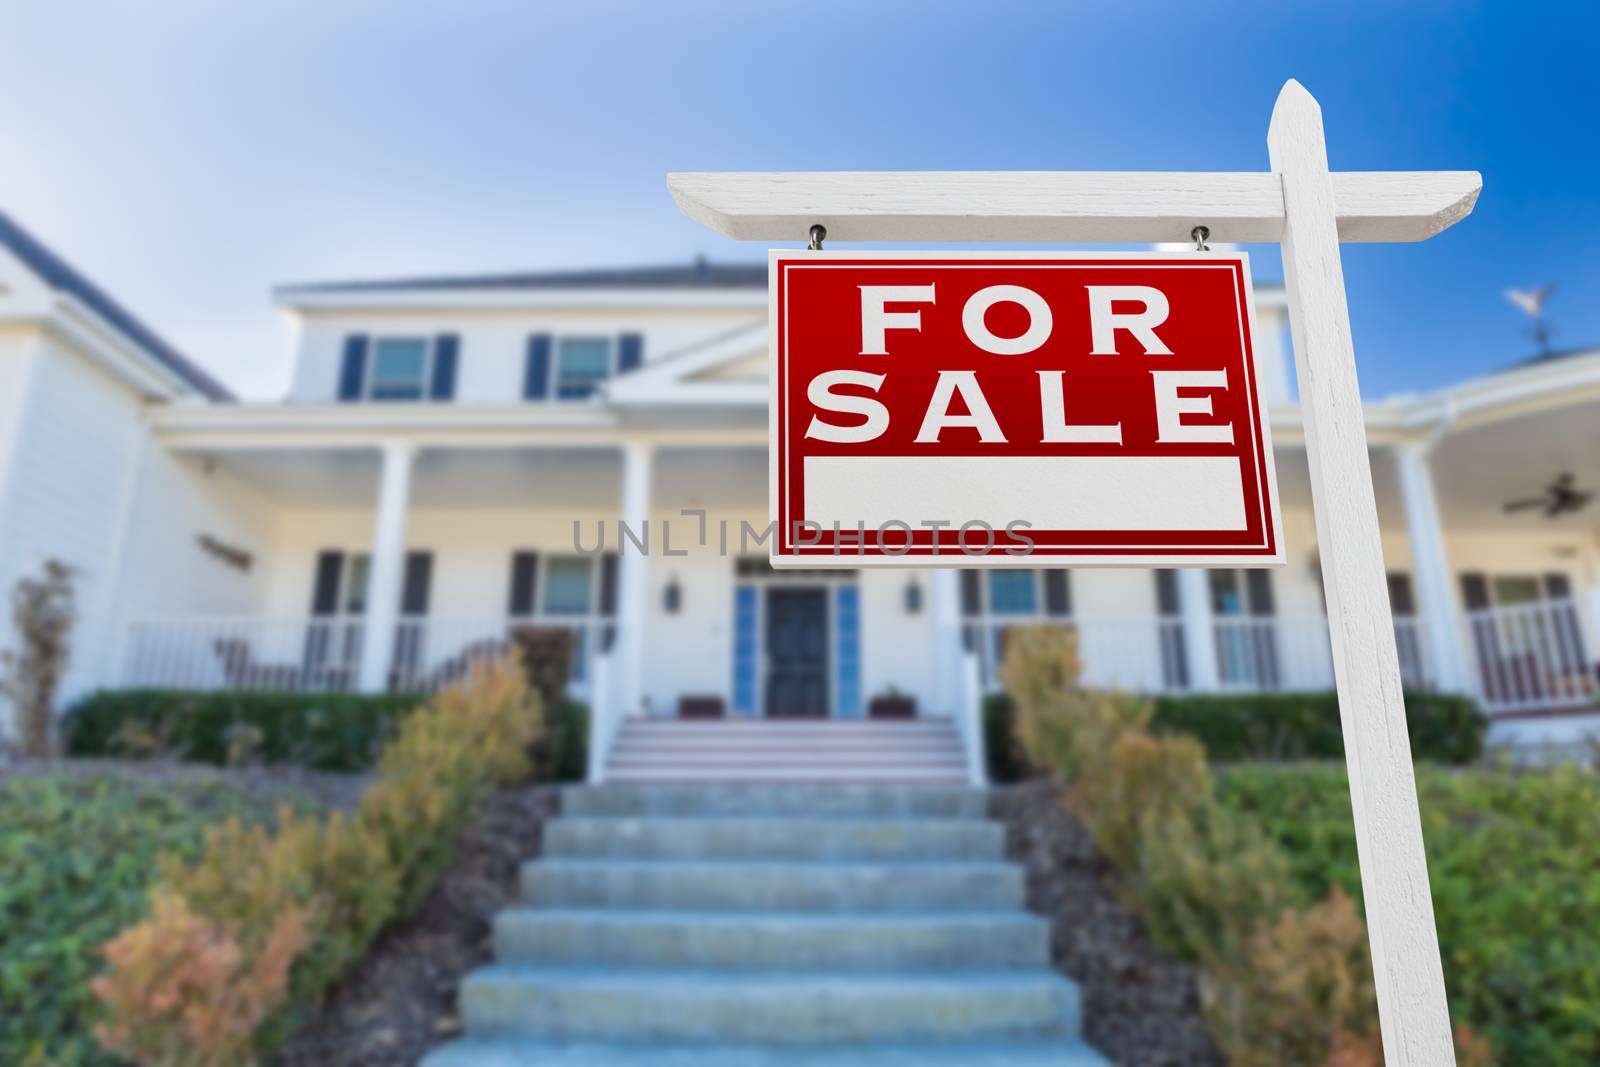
[1430, 403, 1600, 532]
[214, 447, 624, 509]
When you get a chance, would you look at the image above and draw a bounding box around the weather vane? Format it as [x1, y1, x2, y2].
[1505, 283, 1557, 354]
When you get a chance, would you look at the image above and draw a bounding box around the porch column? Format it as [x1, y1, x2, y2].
[1394, 442, 1471, 692]
[1176, 568, 1220, 690]
[616, 441, 653, 716]
[358, 441, 415, 693]
[929, 568, 963, 709]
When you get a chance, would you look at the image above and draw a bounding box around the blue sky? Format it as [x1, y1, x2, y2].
[1, 1, 1595, 399]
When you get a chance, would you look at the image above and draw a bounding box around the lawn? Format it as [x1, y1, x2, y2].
[0, 769, 319, 1067]
[1217, 761, 1600, 1067]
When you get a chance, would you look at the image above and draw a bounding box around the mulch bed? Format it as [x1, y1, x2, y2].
[993, 778, 1227, 1067]
[272, 783, 561, 1067]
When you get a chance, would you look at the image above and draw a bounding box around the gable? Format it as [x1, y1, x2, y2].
[688, 349, 766, 383]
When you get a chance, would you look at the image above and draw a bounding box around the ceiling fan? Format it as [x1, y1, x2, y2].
[1503, 472, 1593, 518]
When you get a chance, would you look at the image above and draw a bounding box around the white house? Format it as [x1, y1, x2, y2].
[1, 211, 1597, 775]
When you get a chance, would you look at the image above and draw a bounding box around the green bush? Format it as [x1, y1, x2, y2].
[93, 657, 546, 1067]
[1151, 690, 1485, 764]
[63, 688, 590, 780]
[1218, 763, 1600, 1067]
[0, 774, 300, 1067]
[984, 688, 1485, 771]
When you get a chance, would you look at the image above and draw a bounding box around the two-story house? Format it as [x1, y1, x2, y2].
[2, 210, 1598, 776]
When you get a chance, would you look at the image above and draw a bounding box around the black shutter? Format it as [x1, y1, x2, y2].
[310, 550, 344, 615]
[1043, 571, 1072, 617]
[430, 335, 458, 400]
[524, 334, 553, 400]
[401, 551, 433, 615]
[509, 551, 539, 616]
[1154, 570, 1180, 615]
[617, 332, 644, 374]
[1459, 573, 1490, 611]
[1544, 573, 1572, 600]
[1245, 569, 1276, 616]
[599, 552, 619, 616]
[959, 571, 982, 616]
[1386, 572, 1416, 616]
[338, 335, 368, 401]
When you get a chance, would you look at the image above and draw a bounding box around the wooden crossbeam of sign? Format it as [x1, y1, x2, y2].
[668, 79, 1473, 1066]
[669, 169, 1480, 244]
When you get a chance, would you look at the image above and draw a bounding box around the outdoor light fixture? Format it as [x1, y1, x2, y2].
[904, 577, 923, 614]
[663, 575, 682, 614]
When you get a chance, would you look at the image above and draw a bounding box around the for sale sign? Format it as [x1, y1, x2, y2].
[769, 251, 1283, 566]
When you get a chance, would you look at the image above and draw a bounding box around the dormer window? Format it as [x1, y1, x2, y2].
[337, 333, 459, 403]
[370, 338, 431, 401]
[555, 337, 614, 400]
[523, 332, 644, 402]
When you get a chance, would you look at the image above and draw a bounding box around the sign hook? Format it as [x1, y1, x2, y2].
[1191, 225, 1211, 252]
[809, 224, 827, 250]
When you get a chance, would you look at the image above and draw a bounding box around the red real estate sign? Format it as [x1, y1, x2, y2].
[768, 251, 1283, 566]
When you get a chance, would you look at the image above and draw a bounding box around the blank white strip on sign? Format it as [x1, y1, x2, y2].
[803, 455, 1247, 532]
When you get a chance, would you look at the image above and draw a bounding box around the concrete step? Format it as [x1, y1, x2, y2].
[522, 859, 1024, 912]
[458, 967, 1080, 1044]
[493, 909, 1050, 970]
[617, 721, 960, 736]
[604, 767, 970, 785]
[563, 785, 989, 819]
[607, 751, 964, 766]
[544, 817, 1004, 861]
[424, 1036, 1112, 1067]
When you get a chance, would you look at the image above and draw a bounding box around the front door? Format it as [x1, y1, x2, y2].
[765, 588, 829, 717]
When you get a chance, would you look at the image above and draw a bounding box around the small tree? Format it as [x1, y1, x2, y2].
[1, 559, 76, 758]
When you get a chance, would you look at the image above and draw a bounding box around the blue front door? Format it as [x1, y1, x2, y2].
[764, 587, 829, 718]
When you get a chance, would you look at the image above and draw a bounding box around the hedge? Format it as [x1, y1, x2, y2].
[63, 688, 590, 780]
[1218, 763, 1600, 1067]
[984, 688, 1485, 778]
[0, 774, 298, 1067]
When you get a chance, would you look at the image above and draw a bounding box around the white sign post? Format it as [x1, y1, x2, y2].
[669, 80, 1476, 1065]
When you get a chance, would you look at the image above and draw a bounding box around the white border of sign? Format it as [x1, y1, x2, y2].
[765, 249, 1286, 568]
[671, 80, 1476, 1066]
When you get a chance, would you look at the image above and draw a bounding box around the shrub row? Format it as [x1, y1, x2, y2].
[91, 657, 544, 1067]
[997, 626, 1491, 1066]
[1219, 762, 1600, 1067]
[984, 686, 1485, 780]
[0, 775, 293, 1067]
[63, 687, 589, 780]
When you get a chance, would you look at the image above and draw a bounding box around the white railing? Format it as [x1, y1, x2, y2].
[122, 615, 367, 692]
[972, 614, 1432, 696]
[1465, 596, 1599, 712]
[389, 615, 609, 695]
[120, 614, 608, 695]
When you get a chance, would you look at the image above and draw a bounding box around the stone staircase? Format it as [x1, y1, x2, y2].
[424, 784, 1108, 1066]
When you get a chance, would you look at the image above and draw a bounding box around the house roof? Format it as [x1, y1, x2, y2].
[0, 211, 232, 401]
[279, 257, 768, 294]
[1506, 345, 1599, 372]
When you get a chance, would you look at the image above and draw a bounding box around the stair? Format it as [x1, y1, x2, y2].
[424, 785, 1108, 1066]
[602, 719, 971, 784]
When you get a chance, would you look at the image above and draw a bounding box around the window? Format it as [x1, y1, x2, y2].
[542, 557, 595, 615]
[343, 554, 371, 614]
[369, 338, 430, 401]
[987, 571, 1039, 615]
[1209, 569, 1274, 617]
[1490, 575, 1543, 607]
[554, 337, 612, 400]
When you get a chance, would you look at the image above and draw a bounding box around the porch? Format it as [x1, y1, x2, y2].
[115, 591, 1600, 718]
